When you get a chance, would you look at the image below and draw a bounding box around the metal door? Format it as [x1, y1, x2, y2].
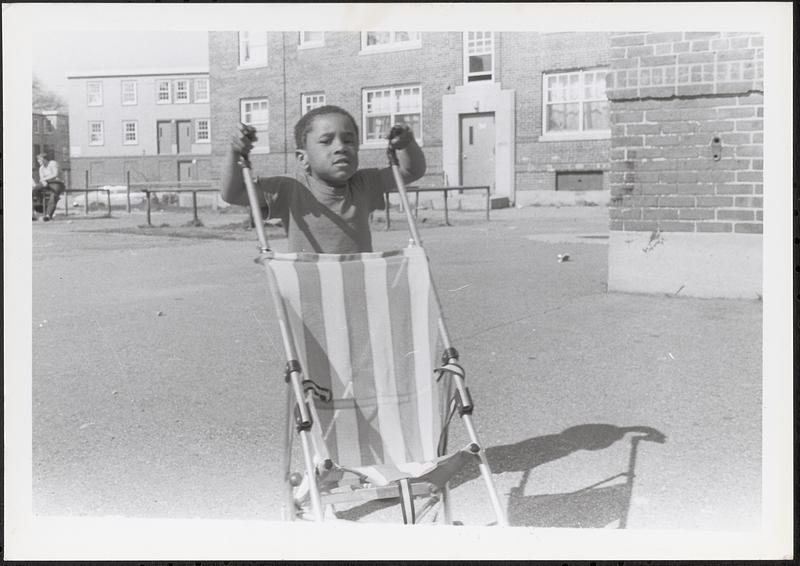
[157, 121, 173, 155]
[177, 121, 192, 154]
[460, 113, 495, 188]
[178, 161, 194, 181]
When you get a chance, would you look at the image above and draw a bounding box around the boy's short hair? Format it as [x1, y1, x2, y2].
[294, 105, 360, 150]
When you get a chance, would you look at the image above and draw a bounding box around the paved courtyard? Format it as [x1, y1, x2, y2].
[29, 204, 762, 530]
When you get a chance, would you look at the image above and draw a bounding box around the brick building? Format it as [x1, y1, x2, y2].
[208, 31, 612, 206]
[32, 111, 70, 181]
[606, 32, 763, 298]
[66, 68, 212, 186]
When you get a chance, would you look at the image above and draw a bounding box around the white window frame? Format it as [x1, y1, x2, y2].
[298, 31, 324, 49]
[238, 31, 269, 68]
[359, 32, 421, 54]
[301, 92, 326, 114]
[175, 79, 190, 104]
[44, 117, 54, 134]
[463, 31, 495, 83]
[88, 121, 104, 146]
[194, 78, 210, 103]
[87, 81, 103, 106]
[361, 85, 423, 147]
[33, 116, 40, 134]
[240, 98, 269, 153]
[195, 119, 210, 143]
[540, 68, 610, 141]
[156, 79, 172, 104]
[121, 80, 138, 105]
[122, 120, 138, 145]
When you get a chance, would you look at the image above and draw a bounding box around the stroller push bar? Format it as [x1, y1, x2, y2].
[386, 146, 423, 247]
[238, 124, 271, 253]
[387, 139, 509, 527]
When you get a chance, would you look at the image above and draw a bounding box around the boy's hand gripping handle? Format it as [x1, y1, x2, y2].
[238, 124, 270, 252]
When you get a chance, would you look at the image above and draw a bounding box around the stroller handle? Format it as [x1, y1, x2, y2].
[386, 146, 423, 248]
[238, 125, 270, 253]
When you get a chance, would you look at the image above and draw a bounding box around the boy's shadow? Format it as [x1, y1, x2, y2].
[335, 423, 666, 526]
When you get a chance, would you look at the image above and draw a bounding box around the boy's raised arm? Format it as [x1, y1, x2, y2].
[220, 123, 267, 208]
[388, 124, 426, 184]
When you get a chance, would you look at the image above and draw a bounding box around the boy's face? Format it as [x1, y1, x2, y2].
[297, 113, 359, 187]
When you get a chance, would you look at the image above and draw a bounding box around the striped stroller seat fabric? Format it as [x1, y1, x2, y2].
[262, 246, 470, 488]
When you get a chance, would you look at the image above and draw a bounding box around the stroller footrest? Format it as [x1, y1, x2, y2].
[320, 481, 437, 505]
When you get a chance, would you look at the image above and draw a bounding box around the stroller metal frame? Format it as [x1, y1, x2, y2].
[239, 131, 507, 525]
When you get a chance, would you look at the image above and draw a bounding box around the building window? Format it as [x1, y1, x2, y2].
[240, 98, 269, 153]
[464, 32, 494, 82]
[195, 119, 210, 143]
[33, 116, 40, 134]
[194, 78, 210, 103]
[87, 81, 103, 106]
[89, 121, 104, 145]
[362, 85, 422, 145]
[301, 92, 326, 114]
[175, 80, 190, 103]
[156, 80, 171, 104]
[543, 68, 609, 136]
[360, 32, 421, 53]
[44, 117, 54, 134]
[121, 80, 137, 105]
[299, 31, 324, 48]
[122, 120, 138, 145]
[238, 31, 269, 67]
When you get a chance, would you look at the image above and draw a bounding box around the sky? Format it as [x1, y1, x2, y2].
[32, 30, 209, 98]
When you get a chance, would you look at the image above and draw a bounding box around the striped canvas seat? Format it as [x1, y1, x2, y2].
[262, 246, 470, 488]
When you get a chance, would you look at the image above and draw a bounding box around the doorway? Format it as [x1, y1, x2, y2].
[157, 121, 173, 155]
[460, 112, 495, 188]
[178, 160, 195, 181]
[176, 121, 192, 154]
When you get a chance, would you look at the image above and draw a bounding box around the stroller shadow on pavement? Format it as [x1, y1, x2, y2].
[334, 423, 666, 526]
[500, 424, 667, 528]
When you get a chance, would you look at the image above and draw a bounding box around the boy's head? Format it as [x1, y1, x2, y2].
[294, 105, 359, 150]
[295, 105, 361, 187]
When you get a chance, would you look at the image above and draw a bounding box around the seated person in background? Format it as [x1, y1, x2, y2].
[32, 153, 65, 221]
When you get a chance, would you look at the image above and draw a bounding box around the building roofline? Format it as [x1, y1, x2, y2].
[66, 67, 209, 79]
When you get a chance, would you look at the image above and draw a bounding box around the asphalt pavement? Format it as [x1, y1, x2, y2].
[29, 204, 762, 529]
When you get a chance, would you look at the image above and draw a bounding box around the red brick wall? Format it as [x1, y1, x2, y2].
[501, 32, 612, 193]
[208, 31, 462, 185]
[209, 31, 616, 195]
[607, 32, 763, 234]
[69, 156, 213, 187]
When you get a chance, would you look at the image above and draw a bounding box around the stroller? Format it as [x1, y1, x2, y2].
[238, 128, 507, 525]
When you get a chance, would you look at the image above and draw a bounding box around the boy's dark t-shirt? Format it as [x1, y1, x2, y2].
[257, 167, 391, 253]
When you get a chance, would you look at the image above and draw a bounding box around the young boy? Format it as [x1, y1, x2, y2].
[221, 105, 426, 253]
